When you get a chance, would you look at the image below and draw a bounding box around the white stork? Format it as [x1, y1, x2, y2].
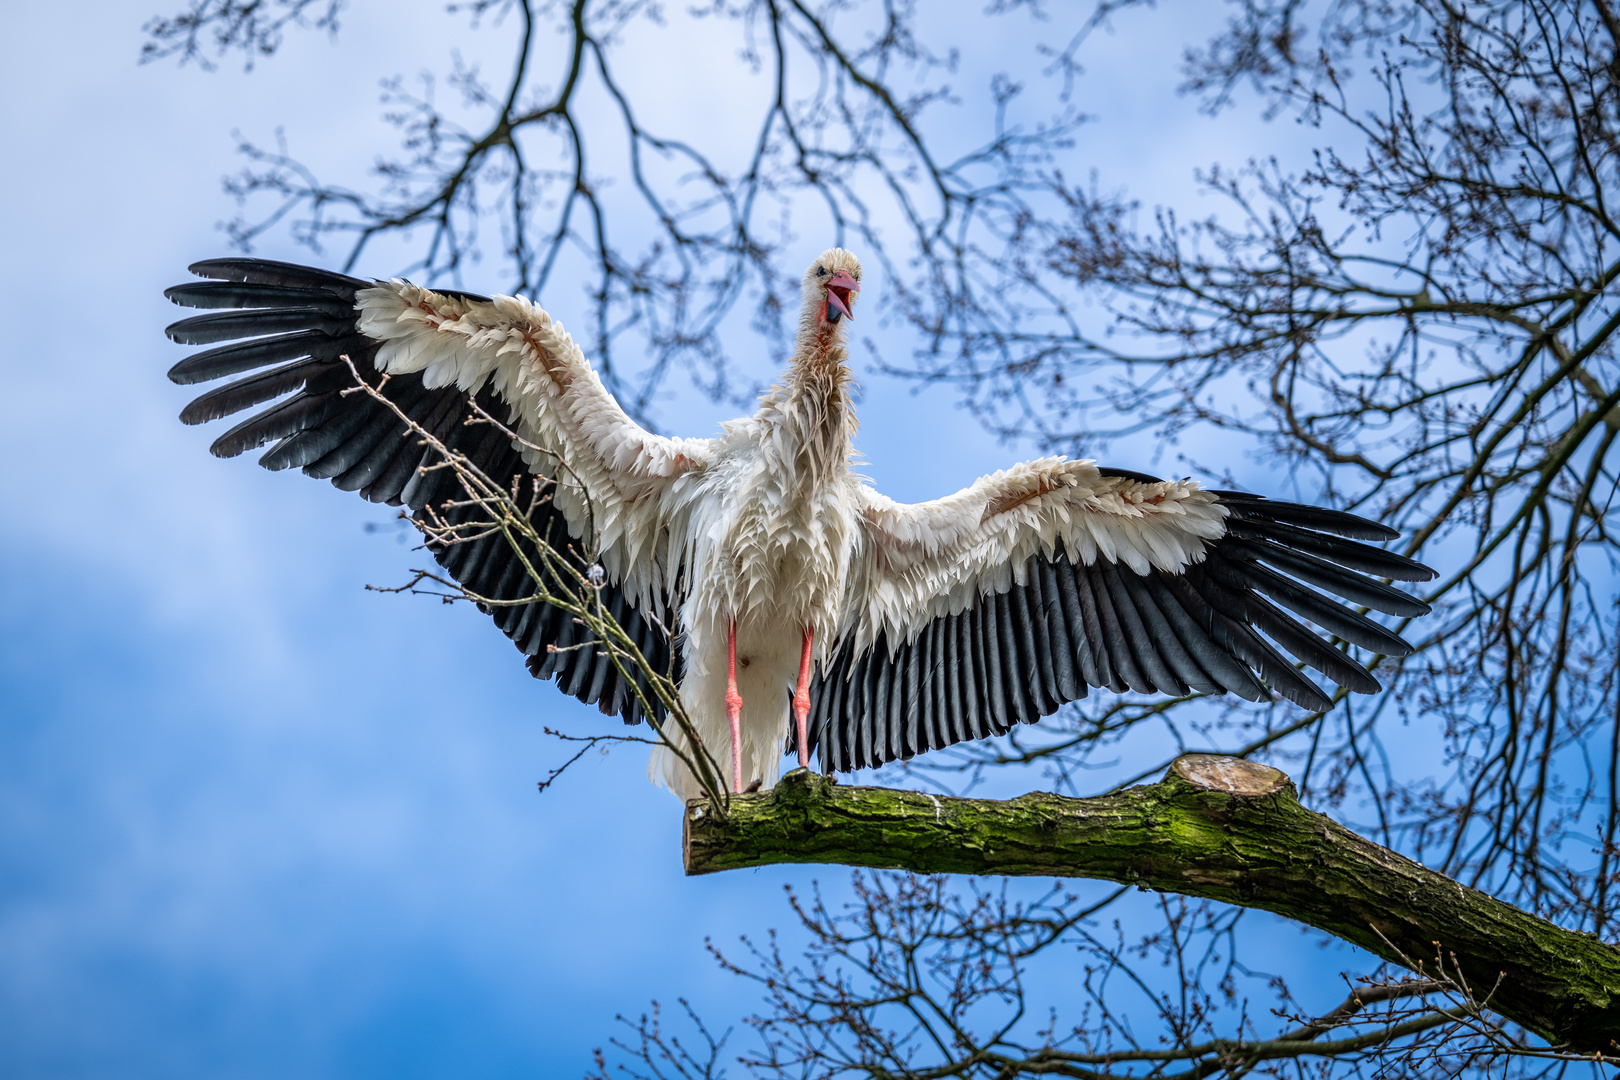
[165, 249, 1434, 801]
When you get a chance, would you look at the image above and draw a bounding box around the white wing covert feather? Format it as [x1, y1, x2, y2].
[356, 281, 718, 604]
[849, 458, 1227, 653]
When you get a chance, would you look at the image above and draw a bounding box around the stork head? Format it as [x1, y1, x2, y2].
[804, 248, 862, 328]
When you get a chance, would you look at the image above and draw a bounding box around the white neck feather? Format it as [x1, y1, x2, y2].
[755, 301, 858, 490]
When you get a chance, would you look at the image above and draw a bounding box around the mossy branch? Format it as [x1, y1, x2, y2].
[684, 756, 1620, 1053]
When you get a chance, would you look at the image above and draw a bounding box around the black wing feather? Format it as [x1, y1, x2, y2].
[1019, 570, 1063, 713]
[1225, 535, 1432, 614]
[1037, 559, 1081, 701]
[186, 256, 368, 292]
[1089, 564, 1153, 694]
[1102, 562, 1189, 697]
[1057, 556, 1111, 691]
[926, 619, 951, 753]
[167, 307, 357, 344]
[164, 281, 352, 310]
[983, 594, 1014, 731]
[1143, 573, 1266, 701]
[1211, 491, 1402, 542]
[178, 358, 329, 425]
[999, 589, 1037, 724]
[167, 330, 374, 385]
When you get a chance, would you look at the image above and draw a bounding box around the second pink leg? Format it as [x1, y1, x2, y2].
[725, 621, 744, 792]
[793, 625, 814, 769]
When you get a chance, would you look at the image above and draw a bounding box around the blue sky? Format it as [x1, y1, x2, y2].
[0, 3, 1385, 1076]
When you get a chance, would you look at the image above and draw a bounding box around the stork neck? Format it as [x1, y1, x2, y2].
[759, 327, 857, 487]
[790, 318, 851, 375]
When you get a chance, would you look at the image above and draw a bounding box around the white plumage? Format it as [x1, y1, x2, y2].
[165, 249, 1435, 802]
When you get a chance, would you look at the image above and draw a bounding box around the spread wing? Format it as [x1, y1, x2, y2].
[164, 258, 715, 722]
[802, 458, 1434, 772]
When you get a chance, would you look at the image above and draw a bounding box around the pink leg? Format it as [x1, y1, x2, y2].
[725, 621, 744, 792]
[793, 625, 814, 769]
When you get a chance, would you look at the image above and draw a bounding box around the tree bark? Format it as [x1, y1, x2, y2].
[683, 756, 1620, 1052]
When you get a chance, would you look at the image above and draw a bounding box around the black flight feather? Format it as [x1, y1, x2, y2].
[1212, 492, 1402, 542]
[177, 358, 328, 425]
[188, 257, 368, 292]
[165, 281, 356, 312]
[1119, 570, 1213, 696]
[167, 331, 371, 384]
[1228, 536, 1432, 616]
[1206, 552, 1414, 658]
[166, 307, 357, 345]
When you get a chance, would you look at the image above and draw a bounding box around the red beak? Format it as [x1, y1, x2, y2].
[824, 270, 859, 323]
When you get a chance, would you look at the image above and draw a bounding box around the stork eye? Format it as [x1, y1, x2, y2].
[816, 266, 827, 277]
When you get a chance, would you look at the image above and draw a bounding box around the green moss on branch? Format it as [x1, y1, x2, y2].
[683, 757, 1620, 1052]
